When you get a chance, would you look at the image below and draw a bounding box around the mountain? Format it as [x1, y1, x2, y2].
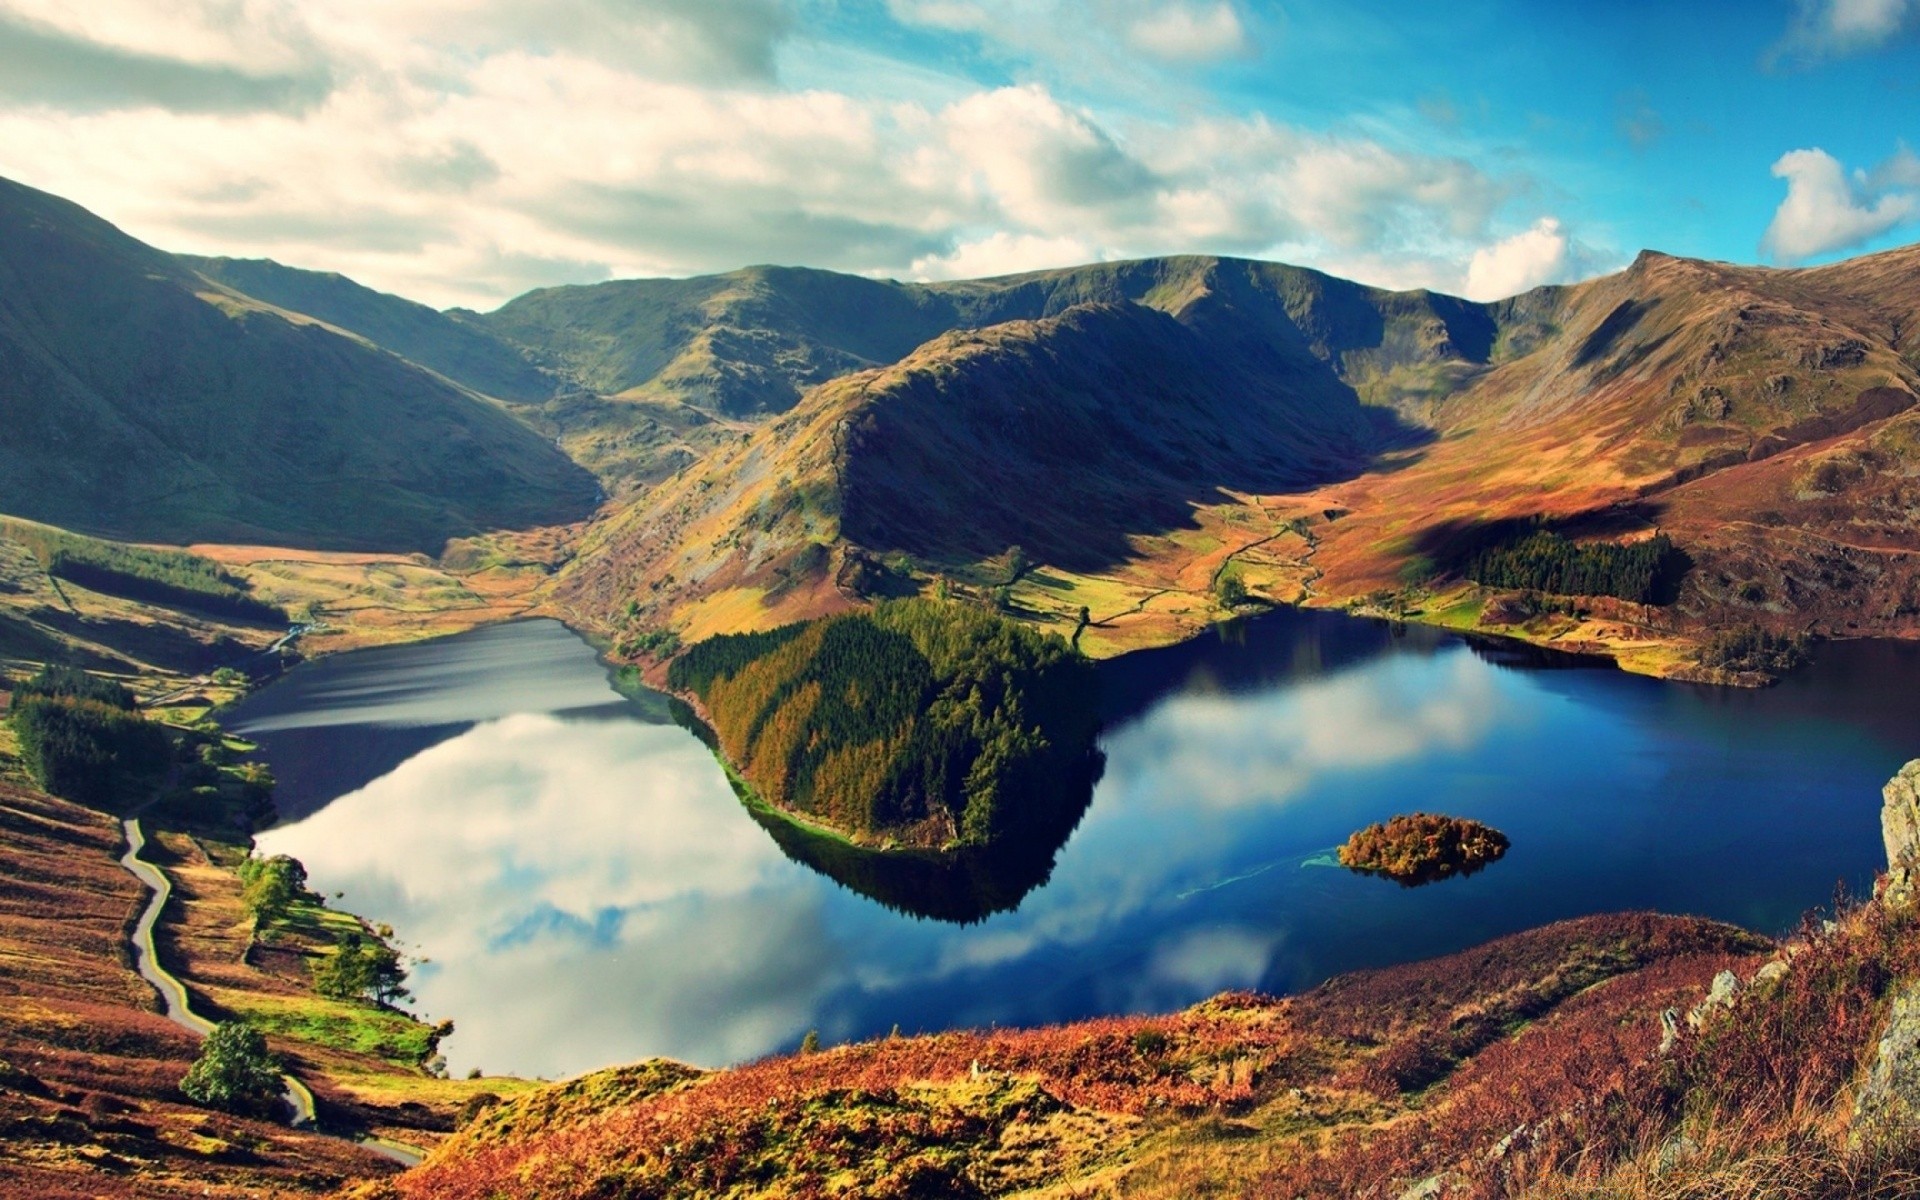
[473, 256, 1495, 419]
[544, 244, 1920, 669]
[181, 255, 556, 404]
[546, 257, 1506, 644]
[1297, 247, 1920, 638]
[0, 176, 597, 553]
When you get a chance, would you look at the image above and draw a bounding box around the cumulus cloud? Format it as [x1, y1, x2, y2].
[1760, 146, 1919, 262]
[1770, 0, 1918, 65]
[1463, 218, 1602, 300]
[911, 231, 1095, 280]
[0, 5, 330, 113]
[0, 1, 1584, 308]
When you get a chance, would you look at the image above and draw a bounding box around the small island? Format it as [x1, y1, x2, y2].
[1338, 812, 1510, 886]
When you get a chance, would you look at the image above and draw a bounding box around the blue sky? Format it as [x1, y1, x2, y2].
[0, 0, 1913, 306]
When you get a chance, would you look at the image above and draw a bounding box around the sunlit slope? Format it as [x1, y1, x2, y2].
[0, 176, 596, 553]
[551, 242, 1920, 664]
[1304, 247, 1920, 629]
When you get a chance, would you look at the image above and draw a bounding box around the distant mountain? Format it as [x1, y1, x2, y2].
[0, 176, 597, 552]
[552, 244, 1920, 655]
[473, 256, 1495, 420]
[553, 257, 1492, 640]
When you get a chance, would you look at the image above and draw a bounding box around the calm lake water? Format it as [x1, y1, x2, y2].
[238, 613, 1918, 1080]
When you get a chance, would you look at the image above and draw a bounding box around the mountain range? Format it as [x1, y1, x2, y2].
[6, 171, 1919, 662]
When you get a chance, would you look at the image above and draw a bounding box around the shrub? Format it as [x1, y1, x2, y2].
[179, 1022, 283, 1116]
[237, 855, 306, 929]
[314, 931, 409, 1006]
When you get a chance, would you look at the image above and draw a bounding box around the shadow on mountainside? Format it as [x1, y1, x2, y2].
[836, 301, 1438, 574]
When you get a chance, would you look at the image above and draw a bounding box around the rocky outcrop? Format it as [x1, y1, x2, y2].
[1855, 982, 1920, 1146]
[1882, 760, 1920, 906]
[1854, 761, 1920, 1143]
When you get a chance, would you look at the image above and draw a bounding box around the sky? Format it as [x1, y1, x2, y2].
[0, 1, 1915, 310]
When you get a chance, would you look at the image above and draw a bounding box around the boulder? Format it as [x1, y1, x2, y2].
[1854, 982, 1920, 1146]
[1882, 760, 1920, 905]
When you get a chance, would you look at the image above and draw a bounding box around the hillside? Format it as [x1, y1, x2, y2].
[181, 256, 556, 404]
[0, 176, 597, 553]
[668, 599, 1101, 850]
[545, 243, 1920, 677]
[549, 258, 1490, 647]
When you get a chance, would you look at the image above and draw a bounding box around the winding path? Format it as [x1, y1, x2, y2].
[118, 817, 424, 1167]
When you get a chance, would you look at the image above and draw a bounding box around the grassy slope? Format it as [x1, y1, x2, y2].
[0, 776, 397, 1197]
[0, 661, 529, 1195]
[0, 175, 597, 553]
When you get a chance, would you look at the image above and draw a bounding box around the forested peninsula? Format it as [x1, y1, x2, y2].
[667, 599, 1101, 851]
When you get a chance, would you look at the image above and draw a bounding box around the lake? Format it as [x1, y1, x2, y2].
[238, 612, 1917, 1081]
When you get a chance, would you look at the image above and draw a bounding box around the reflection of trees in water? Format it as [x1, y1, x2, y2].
[674, 698, 1104, 924]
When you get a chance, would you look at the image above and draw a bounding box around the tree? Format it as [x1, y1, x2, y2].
[180, 1022, 283, 1115]
[314, 931, 409, 1006]
[1216, 572, 1249, 608]
[238, 855, 305, 929]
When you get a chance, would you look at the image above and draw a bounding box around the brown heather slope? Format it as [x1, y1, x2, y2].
[552, 244, 1920, 675]
[358, 913, 1773, 1200]
[0, 778, 393, 1197]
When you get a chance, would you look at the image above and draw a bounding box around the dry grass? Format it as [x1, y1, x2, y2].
[380, 914, 1761, 1200]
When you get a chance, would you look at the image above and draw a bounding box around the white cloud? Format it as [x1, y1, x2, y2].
[0, 2, 1580, 307]
[1124, 2, 1252, 63]
[1463, 217, 1598, 300]
[911, 231, 1096, 280]
[1771, 0, 1918, 64]
[1760, 146, 1919, 262]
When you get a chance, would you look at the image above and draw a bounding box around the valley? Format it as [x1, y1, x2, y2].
[6, 166, 1920, 1198]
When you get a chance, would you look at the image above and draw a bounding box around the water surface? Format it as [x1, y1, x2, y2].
[241, 613, 1913, 1079]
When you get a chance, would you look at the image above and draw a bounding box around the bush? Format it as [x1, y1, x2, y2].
[179, 1022, 283, 1116]
[238, 855, 306, 929]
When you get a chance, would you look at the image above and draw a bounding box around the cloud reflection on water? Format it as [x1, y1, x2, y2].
[258, 713, 837, 1076]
